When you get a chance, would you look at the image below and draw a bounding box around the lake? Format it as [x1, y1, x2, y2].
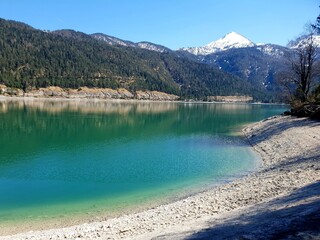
[0, 99, 287, 230]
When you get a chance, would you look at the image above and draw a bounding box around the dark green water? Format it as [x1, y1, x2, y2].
[0, 99, 286, 225]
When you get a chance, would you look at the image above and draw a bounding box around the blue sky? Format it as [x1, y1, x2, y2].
[0, 0, 318, 49]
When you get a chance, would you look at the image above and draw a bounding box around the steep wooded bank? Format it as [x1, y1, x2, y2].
[0, 18, 272, 101]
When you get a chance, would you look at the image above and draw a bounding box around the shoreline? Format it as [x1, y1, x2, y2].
[0, 94, 288, 109]
[0, 94, 288, 105]
[1, 115, 319, 239]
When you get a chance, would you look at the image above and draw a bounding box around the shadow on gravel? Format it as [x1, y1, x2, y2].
[247, 117, 320, 145]
[184, 181, 320, 240]
[255, 145, 320, 175]
[271, 152, 320, 170]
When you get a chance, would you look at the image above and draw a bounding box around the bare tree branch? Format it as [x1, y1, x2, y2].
[281, 32, 318, 104]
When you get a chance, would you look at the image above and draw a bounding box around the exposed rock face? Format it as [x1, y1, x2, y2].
[0, 85, 179, 101]
[65, 87, 135, 99]
[25, 86, 68, 98]
[207, 95, 253, 103]
[135, 90, 179, 101]
[0, 84, 24, 96]
[0, 84, 6, 95]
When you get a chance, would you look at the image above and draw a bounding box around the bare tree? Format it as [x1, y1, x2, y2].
[311, 12, 320, 33]
[291, 34, 317, 103]
[279, 32, 318, 106]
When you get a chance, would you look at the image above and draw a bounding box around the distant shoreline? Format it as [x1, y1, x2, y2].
[0, 94, 286, 105]
[0, 85, 263, 104]
[1, 115, 319, 239]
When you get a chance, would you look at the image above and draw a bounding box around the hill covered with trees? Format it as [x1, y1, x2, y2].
[0, 18, 274, 101]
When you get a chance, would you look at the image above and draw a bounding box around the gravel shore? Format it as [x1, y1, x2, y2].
[1, 115, 319, 240]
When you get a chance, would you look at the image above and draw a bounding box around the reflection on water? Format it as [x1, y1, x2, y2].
[0, 98, 283, 114]
[0, 98, 179, 114]
[0, 98, 287, 164]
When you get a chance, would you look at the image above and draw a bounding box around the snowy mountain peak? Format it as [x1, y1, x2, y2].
[287, 34, 320, 49]
[207, 32, 254, 49]
[179, 32, 256, 55]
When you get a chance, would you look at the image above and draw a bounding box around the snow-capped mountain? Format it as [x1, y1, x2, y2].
[55, 29, 292, 100]
[256, 44, 287, 58]
[179, 32, 256, 55]
[91, 33, 136, 47]
[176, 32, 292, 99]
[91, 33, 171, 53]
[287, 34, 320, 49]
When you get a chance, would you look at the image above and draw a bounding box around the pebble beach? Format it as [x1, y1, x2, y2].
[1, 115, 319, 240]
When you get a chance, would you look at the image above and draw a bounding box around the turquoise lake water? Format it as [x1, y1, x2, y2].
[0, 100, 287, 226]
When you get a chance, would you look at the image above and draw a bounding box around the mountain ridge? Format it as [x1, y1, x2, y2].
[0, 18, 263, 101]
[91, 33, 172, 53]
[4, 17, 314, 102]
[287, 34, 320, 49]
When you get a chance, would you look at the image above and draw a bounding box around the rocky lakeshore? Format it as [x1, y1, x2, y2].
[0, 85, 180, 101]
[1, 115, 319, 240]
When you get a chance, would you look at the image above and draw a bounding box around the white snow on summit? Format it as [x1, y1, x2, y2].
[180, 32, 256, 55]
[288, 34, 320, 49]
[92, 33, 136, 47]
[92, 34, 171, 53]
[137, 42, 171, 53]
[257, 44, 285, 58]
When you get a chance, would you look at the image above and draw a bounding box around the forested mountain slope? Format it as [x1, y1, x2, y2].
[0, 18, 273, 101]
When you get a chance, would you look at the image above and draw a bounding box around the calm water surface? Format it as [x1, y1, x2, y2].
[0, 99, 287, 225]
